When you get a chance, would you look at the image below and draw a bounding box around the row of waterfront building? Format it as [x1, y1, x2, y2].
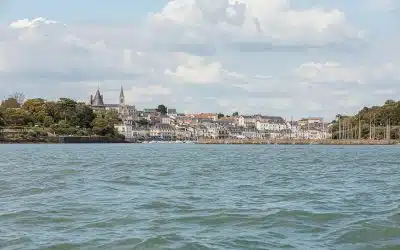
[88, 87, 331, 141]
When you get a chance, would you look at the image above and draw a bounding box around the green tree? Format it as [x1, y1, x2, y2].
[232, 112, 239, 117]
[50, 120, 78, 135]
[137, 118, 150, 127]
[70, 103, 95, 128]
[43, 116, 54, 128]
[3, 108, 32, 127]
[57, 98, 77, 122]
[385, 99, 395, 105]
[0, 109, 5, 127]
[92, 117, 114, 136]
[218, 113, 225, 119]
[44, 101, 61, 122]
[156, 104, 168, 115]
[91, 110, 121, 137]
[22, 98, 46, 113]
[331, 100, 400, 139]
[22, 98, 49, 125]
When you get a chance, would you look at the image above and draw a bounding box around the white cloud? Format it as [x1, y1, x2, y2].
[9, 17, 59, 29]
[164, 54, 223, 84]
[151, 0, 361, 45]
[295, 62, 365, 84]
[0, 0, 399, 120]
[295, 61, 400, 85]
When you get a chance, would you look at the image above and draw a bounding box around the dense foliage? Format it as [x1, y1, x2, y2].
[0, 95, 122, 138]
[156, 104, 168, 115]
[330, 100, 400, 140]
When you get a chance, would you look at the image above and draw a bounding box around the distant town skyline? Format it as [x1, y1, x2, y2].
[0, 1, 399, 120]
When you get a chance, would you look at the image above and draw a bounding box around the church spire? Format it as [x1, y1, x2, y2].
[119, 85, 125, 105]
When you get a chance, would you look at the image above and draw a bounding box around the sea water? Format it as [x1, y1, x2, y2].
[0, 144, 399, 249]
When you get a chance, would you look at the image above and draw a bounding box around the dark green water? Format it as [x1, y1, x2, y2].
[0, 144, 399, 250]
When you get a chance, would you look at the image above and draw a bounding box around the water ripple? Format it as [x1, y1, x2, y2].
[0, 144, 399, 249]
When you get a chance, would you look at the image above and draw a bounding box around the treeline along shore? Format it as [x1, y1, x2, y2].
[0, 93, 124, 143]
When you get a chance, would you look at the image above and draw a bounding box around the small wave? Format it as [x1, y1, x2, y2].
[273, 209, 350, 223]
[39, 243, 82, 250]
[105, 176, 142, 186]
[137, 200, 175, 210]
[78, 216, 140, 230]
[130, 235, 174, 249]
[333, 225, 400, 246]
[170, 211, 269, 228]
[1, 236, 33, 249]
[99, 237, 142, 248]
[228, 237, 295, 250]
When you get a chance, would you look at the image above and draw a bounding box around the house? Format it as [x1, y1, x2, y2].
[176, 114, 197, 125]
[150, 124, 175, 140]
[160, 115, 173, 125]
[144, 108, 157, 113]
[167, 109, 177, 115]
[216, 117, 236, 127]
[308, 117, 323, 124]
[256, 120, 286, 131]
[175, 126, 194, 140]
[242, 115, 286, 132]
[193, 125, 207, 138]
[299, 117, 324, 126]
[132, 127, 150, 137]
[114, 123, 132, 140]
[241, 128, 260, 139]
[238, 115, 257, 127]
[194, 113, 218, 121]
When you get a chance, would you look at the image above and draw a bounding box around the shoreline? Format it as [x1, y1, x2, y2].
[1, 139, 399, 145]
[197, 139, 399, 145]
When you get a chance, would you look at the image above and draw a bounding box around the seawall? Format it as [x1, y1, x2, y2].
[0, 136, 126, 144]
[197, 139, 398, 145]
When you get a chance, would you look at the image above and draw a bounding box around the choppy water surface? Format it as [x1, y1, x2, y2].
[0, 144, 400, 250]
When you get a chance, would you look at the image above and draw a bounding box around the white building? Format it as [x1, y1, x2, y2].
[115, 123, 133, 141]
[160, 115, 173, 125]
[299, 117, 324, 127]
[238, 115, 257, 127]
[256, 120, 286, 131]
[150, 124, 175, 140]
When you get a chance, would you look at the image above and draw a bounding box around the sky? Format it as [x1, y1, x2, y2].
[0, 0, 399, 120]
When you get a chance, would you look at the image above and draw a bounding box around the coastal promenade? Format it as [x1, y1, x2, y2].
[198, 138, 399, 145]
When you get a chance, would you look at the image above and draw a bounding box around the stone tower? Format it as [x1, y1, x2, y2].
[91, 87, 105, 110]
[119, 85, 125, 105]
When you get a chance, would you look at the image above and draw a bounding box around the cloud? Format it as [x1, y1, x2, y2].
[151, 0, 362, 46]
[294, 61, 399, 85]
[164, 54, 223, 84]
[9, 17, 60, 29]
[0, 1, 399, 120]
[295, 62, 365, 84]
[164, 53, 244, 84]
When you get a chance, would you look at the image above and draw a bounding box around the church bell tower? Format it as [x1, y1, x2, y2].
[119, 85, 125, 105]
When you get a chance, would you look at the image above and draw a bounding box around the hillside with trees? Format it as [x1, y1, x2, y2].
[330, 100, 400, 140]
[0, 94, 123, 141]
